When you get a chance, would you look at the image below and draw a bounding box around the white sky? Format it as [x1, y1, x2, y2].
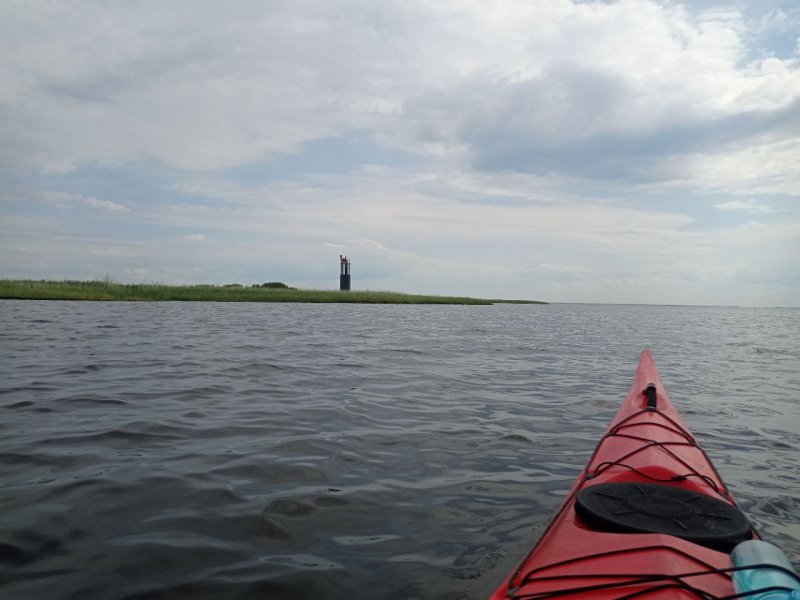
[1, 0, 799, 306]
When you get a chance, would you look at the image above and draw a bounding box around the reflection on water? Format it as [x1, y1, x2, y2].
[1, 301, 798, 599]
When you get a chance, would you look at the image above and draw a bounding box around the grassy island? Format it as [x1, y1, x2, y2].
[0, 280, 545, 305]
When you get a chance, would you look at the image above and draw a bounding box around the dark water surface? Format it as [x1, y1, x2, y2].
[1, 301, 799, 599]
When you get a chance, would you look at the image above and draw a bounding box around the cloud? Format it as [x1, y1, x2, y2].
[399, 9, 800, 184]
[44, 191, 130, 212]
[354, 239, 387, 251]
[714, 200, 773, 213]
[0, 1, 413, 172]
[183, 234, 206, 241]
[2, 0, 797, 187]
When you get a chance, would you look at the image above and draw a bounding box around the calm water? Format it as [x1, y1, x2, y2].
[1, 301, 799, 600]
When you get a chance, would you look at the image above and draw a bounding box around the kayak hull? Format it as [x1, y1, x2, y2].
[490, 350, 755, 599]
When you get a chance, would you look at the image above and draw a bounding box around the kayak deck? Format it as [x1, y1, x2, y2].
[491, 350, 755, 599]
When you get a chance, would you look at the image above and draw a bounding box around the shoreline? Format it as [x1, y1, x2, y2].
[0, 280, 546, 305]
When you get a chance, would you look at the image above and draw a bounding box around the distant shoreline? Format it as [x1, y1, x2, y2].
[0, 280, 546, 305]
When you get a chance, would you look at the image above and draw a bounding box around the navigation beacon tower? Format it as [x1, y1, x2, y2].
[339, 255, 351, 291]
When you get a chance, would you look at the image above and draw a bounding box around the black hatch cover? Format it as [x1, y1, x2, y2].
[575, 482, 752, 551]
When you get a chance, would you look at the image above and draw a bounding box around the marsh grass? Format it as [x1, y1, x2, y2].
[0, 280, 545, 304]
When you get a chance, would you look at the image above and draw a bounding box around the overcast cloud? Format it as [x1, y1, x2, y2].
[1, 0, 799, 305]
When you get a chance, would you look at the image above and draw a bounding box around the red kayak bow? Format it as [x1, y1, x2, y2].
[490, 349, 756, 599]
